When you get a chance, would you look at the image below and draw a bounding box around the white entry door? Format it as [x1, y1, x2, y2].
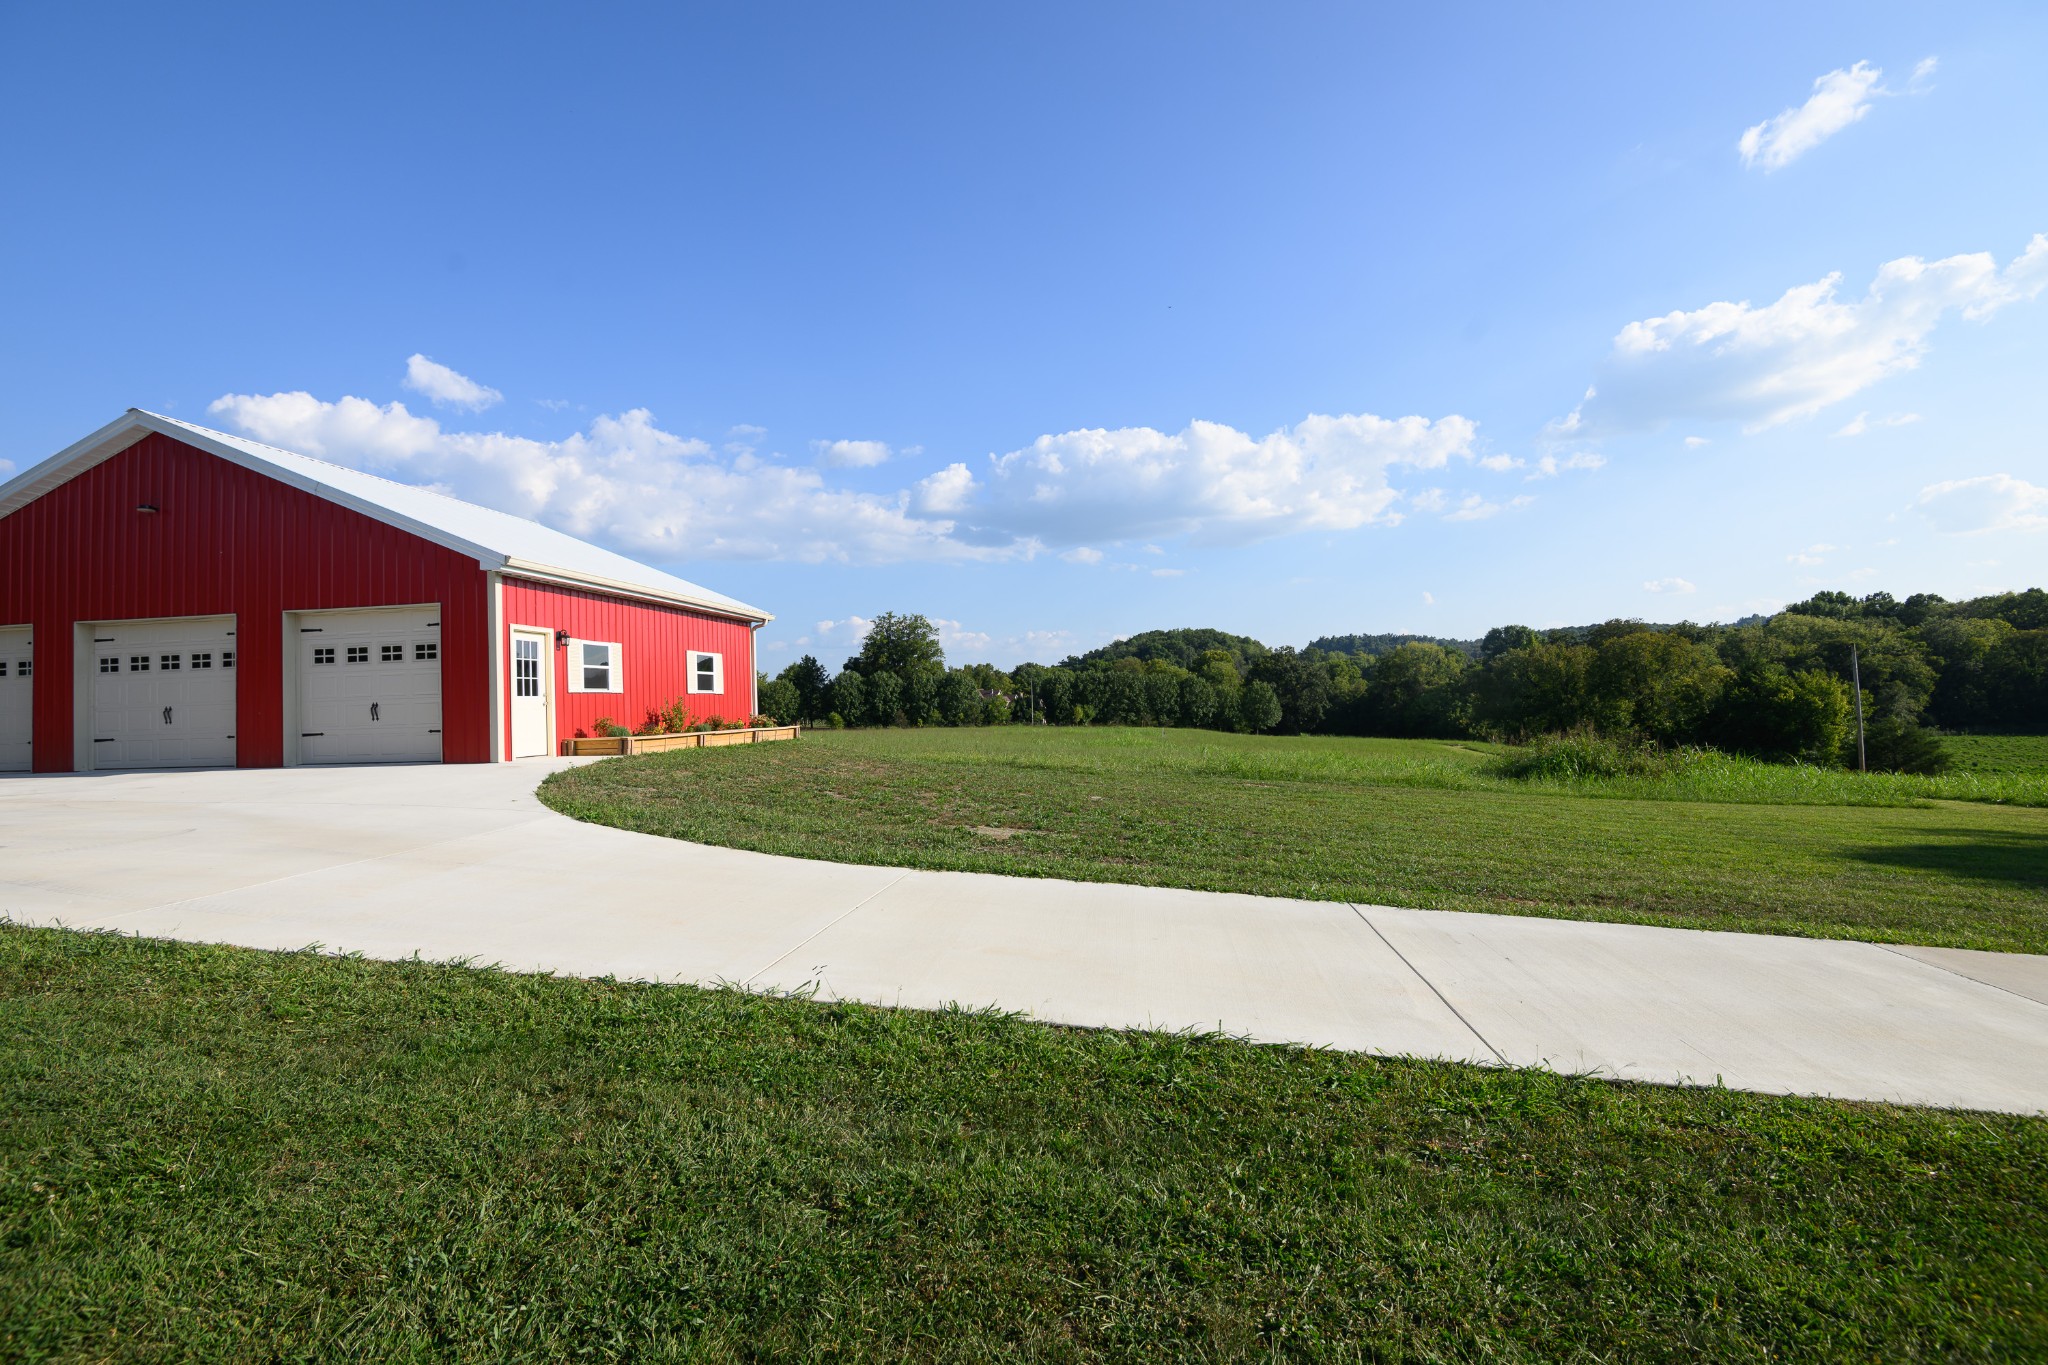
[510, 629, 552, 758]
[0, 627, 31, 772]
[297, 607, 443, 765]
[89, 617, 239, 769]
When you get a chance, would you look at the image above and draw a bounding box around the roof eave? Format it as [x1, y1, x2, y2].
[500, 559, 774, 624]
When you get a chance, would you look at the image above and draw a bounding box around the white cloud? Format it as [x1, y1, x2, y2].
[207, 391, 1001, 564]
[1421, 591, 1435, 605]
[1917, 474, 2048, 534]
[1684, 436, 1710, 449]
[535, 397, 569, 412]
[931, 618, 991, 653]
[1910, 56, 1938, 89]
[1445, 495, 1498, 521]
[1478, 454, 1523, 472]
[1560, 235, 2048, 435]
[1150, 567, 1186, 578]
[1644, 577, 1697, 594]
[1060, 546, 1105, 565]
[1786, 543, 1837, 566]
[1738, 62, 1884, 171]
[1832, 411, 1920, 437]
[1410, 487, 1448, 513]
[403, 354, 502, 412]
[1527, 452, 1605, 480]
[913, 462, 977, 514]
[209, 376, 1493, 567]
[815, 616, 875, 644]
[814, 438, 892, 469]
[969, 411, 1477, 547]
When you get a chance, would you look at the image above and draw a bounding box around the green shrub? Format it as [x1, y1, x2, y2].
[1857, 718, 1952, 774]
[1486, 728, 1680, 781]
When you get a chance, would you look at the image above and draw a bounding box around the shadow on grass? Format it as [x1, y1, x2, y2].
[1847, 829, 2048, 891]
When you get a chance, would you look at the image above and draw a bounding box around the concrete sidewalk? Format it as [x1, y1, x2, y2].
[2, 762, 2044, 1114]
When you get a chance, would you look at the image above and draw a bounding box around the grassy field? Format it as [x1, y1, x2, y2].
[540, 727, 2048, 954]
[4, 926, 2043, 1362]
[1946, 732, 2048, 777]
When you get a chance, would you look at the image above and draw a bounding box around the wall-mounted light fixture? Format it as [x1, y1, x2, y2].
[136, 503, 159, 514]
[555, 629, 570, 648]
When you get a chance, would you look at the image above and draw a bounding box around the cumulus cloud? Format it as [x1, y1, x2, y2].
[814, 439, 892, 468]
[1644, 577, 1697, 594]
[965, 412, 1477, 547]
[1917, 474, 2048, 534]
[1060, 546, 1105, 565]
[208, 377, 1489, 566]
[1683, 436, 1710, 449]
[403, 354, 503, 411]
[1786, 543, 1837, 566]
[1739, 61, 1886, 171]
[913, 462, 977, 514]
[1477, 454, 1522, 472]
[207, 391, 997, 564]
[1558, 235, 2048, 436]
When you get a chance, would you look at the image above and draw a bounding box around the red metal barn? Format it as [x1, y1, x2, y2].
[0, 411, 772, 772]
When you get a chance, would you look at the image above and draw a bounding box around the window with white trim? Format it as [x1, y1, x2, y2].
[688, 651, 723, 695]
[568, 639, 624, 693]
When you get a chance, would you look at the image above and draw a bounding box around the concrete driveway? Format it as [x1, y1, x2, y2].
[2, 761, 2044, 1114]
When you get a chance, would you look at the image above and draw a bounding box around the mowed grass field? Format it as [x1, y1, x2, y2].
[5, 927, 2045, 1362]
[540, 727, 2048, 954]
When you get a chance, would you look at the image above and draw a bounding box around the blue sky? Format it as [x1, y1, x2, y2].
[4, 3, 2044, 666]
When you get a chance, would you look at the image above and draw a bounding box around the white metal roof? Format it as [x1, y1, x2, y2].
[0, 409, 772, 623]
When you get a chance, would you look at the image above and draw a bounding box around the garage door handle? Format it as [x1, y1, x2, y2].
[370, 702, 380, 722]
[162, 706, 172, 725]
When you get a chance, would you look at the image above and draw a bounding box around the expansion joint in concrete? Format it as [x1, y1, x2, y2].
[1350, 904, 1507, 1066]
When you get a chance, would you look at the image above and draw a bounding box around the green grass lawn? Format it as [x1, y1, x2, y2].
[540, 727, 2048, 954]
[4, 926, 2043, 1362]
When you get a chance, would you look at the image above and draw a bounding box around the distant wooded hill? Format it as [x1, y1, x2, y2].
[1308, 632, 1481, 660]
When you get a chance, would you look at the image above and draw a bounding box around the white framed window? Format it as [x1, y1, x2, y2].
[688, 650, 723, 695]
[568, 639, 624, 694]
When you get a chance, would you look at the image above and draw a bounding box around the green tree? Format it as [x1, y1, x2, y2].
[1470, 640, 1596, 738]
[1707, 665, 1849, 762]
[1364, 643, 1469, 737]
[856, 612, 946, 675]
[1589, 632, 1729, 743]
[778, 655, 831, 723]
[755, 676, 800, 725]
[937, 670, 982, 726]
[1236, 680, 1282, 734]
[1143, 669, 1185, 726]
[900, 662, 943, 726]
[1480, 624, 1539, 662]
[866, 670, 904, 726]
[1177, 673, 1218, 728]
[827, 669, 866, 726]
[1249, 647, 1331, 734]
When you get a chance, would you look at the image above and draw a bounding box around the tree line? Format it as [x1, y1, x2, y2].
[755, 589, 2047, 773]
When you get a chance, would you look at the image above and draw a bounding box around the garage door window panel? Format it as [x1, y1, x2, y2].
[568, 640, 623, 694]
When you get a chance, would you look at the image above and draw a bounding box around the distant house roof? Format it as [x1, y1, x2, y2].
[0, 409, 771, 623]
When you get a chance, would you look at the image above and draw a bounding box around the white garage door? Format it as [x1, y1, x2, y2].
[0, 627, 30, 772]
[297, 608, 442, 765]
[89, 617, 239, 769]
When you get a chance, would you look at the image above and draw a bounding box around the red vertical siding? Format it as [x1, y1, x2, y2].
[501, 577, 757, 752]
[0, 433, 493, 770]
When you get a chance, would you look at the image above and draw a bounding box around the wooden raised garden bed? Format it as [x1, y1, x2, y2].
[563, 724, 801, 757]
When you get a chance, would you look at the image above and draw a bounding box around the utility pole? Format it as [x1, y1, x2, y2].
[1851, 643, 1867, 773]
